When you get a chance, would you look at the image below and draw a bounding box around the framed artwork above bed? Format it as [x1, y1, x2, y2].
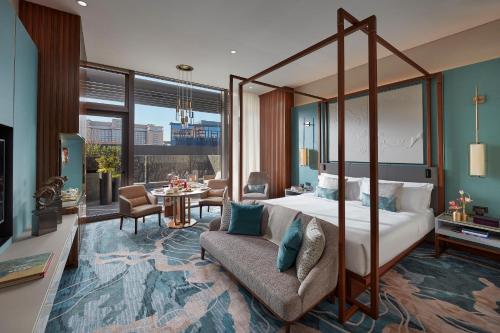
[328, 83, 424, 164]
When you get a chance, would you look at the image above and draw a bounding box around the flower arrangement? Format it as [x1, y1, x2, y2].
[448, 190, 472, 221]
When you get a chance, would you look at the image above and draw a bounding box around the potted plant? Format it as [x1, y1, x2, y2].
[96, 145, 121, 205]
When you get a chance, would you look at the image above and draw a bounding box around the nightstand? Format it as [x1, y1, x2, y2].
[284, 188, 312, 197]
[434, 213, 500, 257]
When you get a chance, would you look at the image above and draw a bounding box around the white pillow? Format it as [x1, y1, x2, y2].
[369, 178, 434, 212]
[318, 174, 360, 200]
[318, 176, 338, 189]
[400, 182, 433, 212]
[346, 179, 361, 201]
[360, 178, 403, 210]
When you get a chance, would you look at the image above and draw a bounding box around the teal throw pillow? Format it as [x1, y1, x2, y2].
[277, 218, 303, 272]
[247, 184, 265, 193]
[315, 186, 338, 200]
[228, 202, 264, 235]
[361, 193, 397, 212]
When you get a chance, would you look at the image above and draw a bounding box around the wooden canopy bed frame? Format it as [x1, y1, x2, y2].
[229, 8, 444, 323]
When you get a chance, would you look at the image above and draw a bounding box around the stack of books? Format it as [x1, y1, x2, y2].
[461, 227, 490, 239]
[0, 252, 53, 289]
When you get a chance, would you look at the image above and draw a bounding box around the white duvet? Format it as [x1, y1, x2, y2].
[263, 193, 434, 276]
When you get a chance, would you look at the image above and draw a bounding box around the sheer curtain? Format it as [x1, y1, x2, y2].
[232, 91, 260, 200]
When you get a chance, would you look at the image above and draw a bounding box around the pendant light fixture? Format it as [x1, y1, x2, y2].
[176, 64, 194, 128]
[469, 86, 486, 177]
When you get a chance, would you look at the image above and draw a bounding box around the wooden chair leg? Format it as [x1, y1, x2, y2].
[158, 213, 161, 226]
[201, 247, 205, 260]
[120, 216, 123, 230]
[134, 218, 138, 234]
[199, 206, 202, 219]
[142, 216, 145, 223]
[284, 323, 291, 333]
[207, 206, 210, 212]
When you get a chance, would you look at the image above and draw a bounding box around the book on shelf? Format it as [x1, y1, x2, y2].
[0, 252, 53, 289]
[461, 227, 489, 239]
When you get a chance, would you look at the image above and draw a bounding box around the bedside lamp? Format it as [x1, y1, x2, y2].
[469, 87, 486, 177]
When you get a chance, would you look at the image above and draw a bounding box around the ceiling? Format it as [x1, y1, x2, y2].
[28, 0, 500, 93]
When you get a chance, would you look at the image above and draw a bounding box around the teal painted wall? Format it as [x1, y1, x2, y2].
[0, 0, 15, 127]
[13, 18, 38, 237]
[443, 58, 500, 217]
[0, 0, 38, 251]
[60, 134, 84, 191]
[291, 103, 319, 187]
[291, 57, 500, 217]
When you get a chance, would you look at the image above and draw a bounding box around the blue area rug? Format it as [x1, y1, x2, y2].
[47, 210, 500, 332]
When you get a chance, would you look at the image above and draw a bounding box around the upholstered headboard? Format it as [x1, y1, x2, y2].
[320, 162, 439, 212]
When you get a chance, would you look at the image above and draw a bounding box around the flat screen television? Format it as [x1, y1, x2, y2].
[0, 139, 4, 224]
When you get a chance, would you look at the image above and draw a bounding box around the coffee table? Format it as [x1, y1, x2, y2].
[151, 187, 209, 229]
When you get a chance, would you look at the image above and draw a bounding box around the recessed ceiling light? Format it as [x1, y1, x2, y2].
[249, 86, 253, 89]
[230, 50, 237, 54]
[76, 1, 88, 7]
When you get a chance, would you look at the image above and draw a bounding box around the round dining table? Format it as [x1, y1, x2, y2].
[151, 187, 209, 229]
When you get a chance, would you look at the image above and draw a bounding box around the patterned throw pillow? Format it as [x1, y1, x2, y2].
[219, 200, 232, 231]
[314, 186, 338, 200]
[296, 218, 325, 282]
[361, 193, 397, 212]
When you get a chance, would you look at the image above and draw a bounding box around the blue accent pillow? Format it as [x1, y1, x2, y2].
[315, 186, 338, 200]
[247, 184, 265, 193]
[361, 193, 397, 212]
[277, 218, 303, 272]
[228, 202, 264, 235]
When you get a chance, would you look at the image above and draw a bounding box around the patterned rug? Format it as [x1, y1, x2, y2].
[47, 210, 500, 333]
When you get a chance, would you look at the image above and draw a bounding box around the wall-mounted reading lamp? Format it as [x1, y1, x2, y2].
[299, 121, 312, 166]
[469, 86, 486, 177]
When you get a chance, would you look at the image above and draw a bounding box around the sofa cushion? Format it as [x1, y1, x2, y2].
[263, 205, 300, 246]
[199, 231, 302, 321]
[129, 195, 148, 207]
[296, 218, 326, 282]
[228, 203, 263, 236]
[241, 192, 267, 200]
[129, 204, 162, 218]
[208, 188, 225, 197]
[277, 218, 303, 272]
[219, 200, 232, 231]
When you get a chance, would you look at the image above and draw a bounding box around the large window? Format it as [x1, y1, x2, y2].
[79, 64, 227, 219]
[133, 75, 224, 186]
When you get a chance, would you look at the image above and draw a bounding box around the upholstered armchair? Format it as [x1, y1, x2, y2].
[119, 185, 162, 234]
[242, 172, 269, 201]
[199, 179, 228, 218]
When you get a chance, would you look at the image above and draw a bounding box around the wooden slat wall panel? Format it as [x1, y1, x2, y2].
[19, 0, 81, 187]
[259, 89, 293, 198]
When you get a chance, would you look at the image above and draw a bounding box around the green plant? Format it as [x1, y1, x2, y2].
[94, 145, 121, 178]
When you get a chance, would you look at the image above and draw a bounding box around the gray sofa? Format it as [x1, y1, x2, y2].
[199, 206, 338, 332]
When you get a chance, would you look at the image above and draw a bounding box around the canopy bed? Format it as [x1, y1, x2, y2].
[229, 8, 444, 323]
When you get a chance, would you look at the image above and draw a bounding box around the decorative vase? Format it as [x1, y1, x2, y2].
[461, 213, 469, 222]
[111, 176, 121, 202]
[452, 211, 462, 222]
[99, 172, 112, 205]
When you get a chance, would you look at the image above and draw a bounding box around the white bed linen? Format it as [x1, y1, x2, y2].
[263, 193, 434, 276]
